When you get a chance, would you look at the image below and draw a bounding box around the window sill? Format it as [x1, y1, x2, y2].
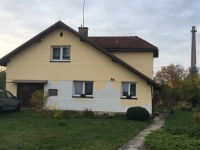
[121, 97, 137, 100]
[72, 96, 93, 98]
[50, 60, 71, 62]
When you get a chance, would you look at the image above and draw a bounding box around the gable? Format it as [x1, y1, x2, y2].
[6, 27, 144, 82]
[110, 51, 154, 78]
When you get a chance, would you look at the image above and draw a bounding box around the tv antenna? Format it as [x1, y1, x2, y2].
[83, 0, 85, 27]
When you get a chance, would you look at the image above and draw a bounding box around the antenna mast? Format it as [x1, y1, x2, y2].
[83, 0, 85, 27]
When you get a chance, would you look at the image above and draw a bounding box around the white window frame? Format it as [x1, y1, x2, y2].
[121, 82, 137, 98]
[73, 81, 93, 97]
[51, 46, 71, 61]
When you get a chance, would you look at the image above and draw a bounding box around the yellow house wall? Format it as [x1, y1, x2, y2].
[5, 27, 153, 112]
[110, 51, 153, 79]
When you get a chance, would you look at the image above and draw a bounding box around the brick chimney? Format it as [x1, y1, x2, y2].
[78, 26, 89, 37]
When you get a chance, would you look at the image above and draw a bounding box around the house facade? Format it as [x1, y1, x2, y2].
[0, 21, 160, 113]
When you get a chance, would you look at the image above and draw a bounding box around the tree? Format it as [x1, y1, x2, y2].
[181, 75, 200, 108]
[0, 66, 6, 90]
[154, 63, 187, 105]
[155, 63, 187, 88]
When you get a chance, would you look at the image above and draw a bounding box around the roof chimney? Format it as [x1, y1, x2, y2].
[78, 26, 89, 37]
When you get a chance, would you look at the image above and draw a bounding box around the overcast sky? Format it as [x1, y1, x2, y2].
[1, 0, 200, 74]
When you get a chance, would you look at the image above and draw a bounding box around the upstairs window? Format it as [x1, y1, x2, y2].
[51, 46, 70, 61]
[73, 81, 93, 97]
[122, 82, 137, 98]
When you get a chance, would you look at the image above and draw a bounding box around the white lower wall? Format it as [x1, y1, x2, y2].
[45, 80, 152, 113]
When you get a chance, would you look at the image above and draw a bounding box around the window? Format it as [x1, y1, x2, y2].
[6, 92, 14, 98]
[51, 46, 70, 61]
[74, 81, 93, 97]
[0, 91, 14, 98]
[122, 82, 137, 98]
[48, 89, 58, 96]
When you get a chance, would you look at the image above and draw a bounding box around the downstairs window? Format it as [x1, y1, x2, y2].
[121, 82, 137, 98]
[73, 81, 93, 97]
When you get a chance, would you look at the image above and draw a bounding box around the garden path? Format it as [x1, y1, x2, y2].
[119, 114, 168, 150]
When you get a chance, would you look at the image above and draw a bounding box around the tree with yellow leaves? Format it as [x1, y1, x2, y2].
[154, 63, 187, 105]
[181, 75, 200, 108]
[155, 63, 187, 88]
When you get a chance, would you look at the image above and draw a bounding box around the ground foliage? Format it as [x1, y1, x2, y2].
[181, 75, 200, 107]
[145, 110, 200, 150]
[145, 130, 200, 150]
[0, 110, 150, 150]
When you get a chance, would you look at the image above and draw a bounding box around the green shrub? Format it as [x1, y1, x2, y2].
[53, 109, 63, 119]
[62, 110, 83, 119]
[30, 90, 49, 115]
[126, 106, 150, 121]
[177, 101, 185, 110]
[163, 126, 189, 135]
[181, 106, 192, 112]
[193, 112, 200, 125]
[188, 125, 200, 137]
[196, 108, 200, 113]
[83, 109, 94, 118]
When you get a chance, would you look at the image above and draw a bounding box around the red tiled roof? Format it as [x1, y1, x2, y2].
[88, 36, 157, 49]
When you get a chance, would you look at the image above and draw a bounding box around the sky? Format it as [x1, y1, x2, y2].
[1, 0, 200, 74]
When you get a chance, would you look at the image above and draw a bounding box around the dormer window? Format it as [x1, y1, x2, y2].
[51, 46, 70, 61]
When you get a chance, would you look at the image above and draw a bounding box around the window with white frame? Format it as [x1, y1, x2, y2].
[51, 46, 70, 61]
[74, 81, 93, 97]
[122, 82, 137, 98]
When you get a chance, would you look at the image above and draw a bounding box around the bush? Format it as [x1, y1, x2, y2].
[126, 106, 150, 121]
[181, 106, 192, 112]
[63, 110, 83, 119]
[83, 109, 94, 118]
[53, 109, 63, 119]
[30, 90, 49, 115]
[193, 112, 200, 125]
[163, 125, 200, 137]
[177, 101, 185, 110]
[196, 108, 200, 113]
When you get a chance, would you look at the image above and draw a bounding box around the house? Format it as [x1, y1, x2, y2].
[0, 21, 161, 113]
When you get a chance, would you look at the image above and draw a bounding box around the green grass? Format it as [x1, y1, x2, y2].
[164, 109, 194, 126]
[145, 109, 200, 150]
[0, 110, 150, 150]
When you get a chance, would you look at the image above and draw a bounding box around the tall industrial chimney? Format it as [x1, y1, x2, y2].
[190, 26, 198, 75]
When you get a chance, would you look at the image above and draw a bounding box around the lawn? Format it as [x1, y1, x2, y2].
[0, 110, 150, 150]
[145, 109, 200, 150]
